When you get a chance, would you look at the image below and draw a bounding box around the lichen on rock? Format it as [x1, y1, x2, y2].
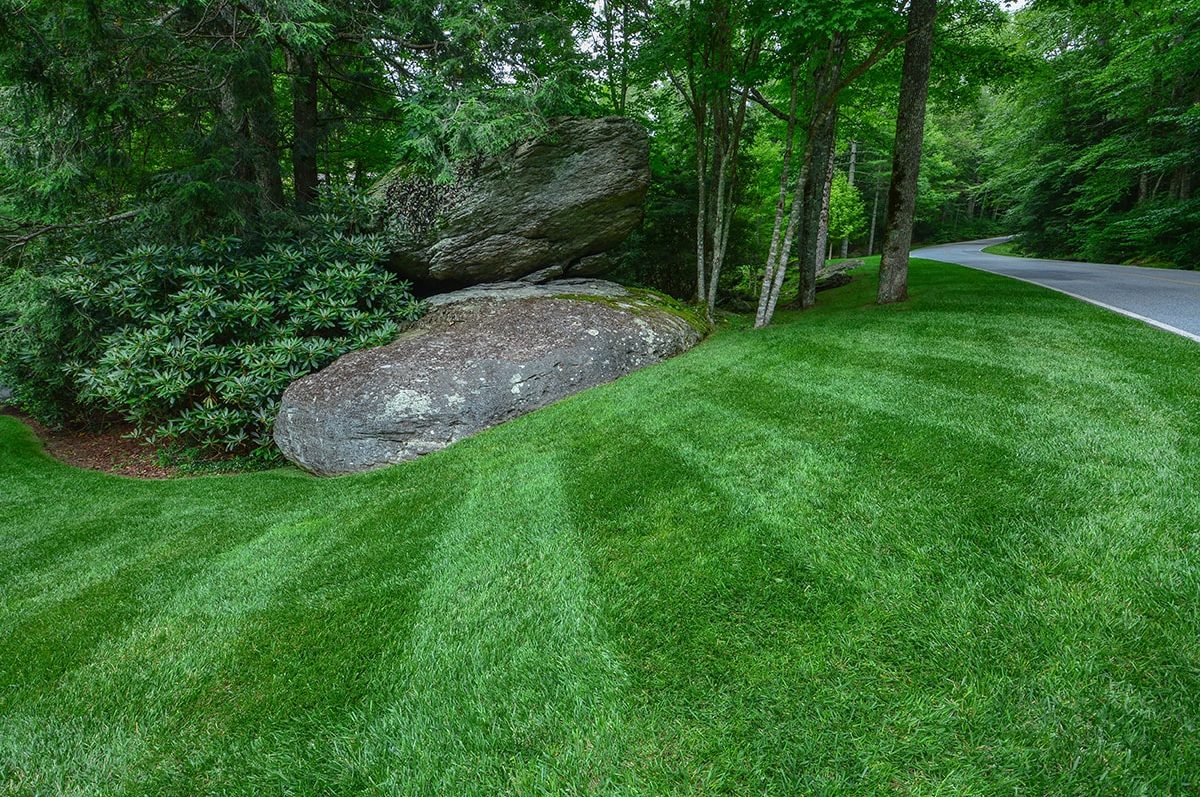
[376, 117, 650, 287]
[274, 279, 704, 475]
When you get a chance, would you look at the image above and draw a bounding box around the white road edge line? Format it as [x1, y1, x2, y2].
[945, 261, 1200, 345]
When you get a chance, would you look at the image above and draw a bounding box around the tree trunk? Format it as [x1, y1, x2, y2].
[706, 75, 756, 318]
[814, 145, 836, 270]
[760, 159, 811, 327]
[755, 64, 801, 326]
[219, 43, 285, 216]
[798, 104, 838, 309]
[791, 36, 845, 309]
[693, 117, 708, 304]
[243, 45, 286, 212]
[291, 51, 320, 209]
[219, 83, 256, 196]
[213, 7, 283, 215]
[877, 0, 936, 305]
[868, 178, 880, 254]
[706, 144, 732, 316]
[601, 0, 631, 114]
[841, 139, 856, 258]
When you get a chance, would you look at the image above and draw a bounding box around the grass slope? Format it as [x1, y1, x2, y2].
[982, 241, 1180, 270]
[2, 259, 1199, 796]
[981, 242, 1026, 258]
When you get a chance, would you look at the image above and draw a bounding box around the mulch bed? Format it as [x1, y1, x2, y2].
[2, 408, 177, 479]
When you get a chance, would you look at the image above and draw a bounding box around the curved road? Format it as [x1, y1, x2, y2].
[915, 237, 1200, 343]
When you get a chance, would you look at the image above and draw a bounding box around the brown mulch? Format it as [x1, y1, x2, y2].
[2, 408, 177, 479]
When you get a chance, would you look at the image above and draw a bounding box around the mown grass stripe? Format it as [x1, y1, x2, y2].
[338, 449, 632, 795]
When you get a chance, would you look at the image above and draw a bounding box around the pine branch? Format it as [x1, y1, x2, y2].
[2, 210, 141, 256]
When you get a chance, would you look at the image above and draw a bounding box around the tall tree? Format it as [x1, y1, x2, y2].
[0, 0, 596, 256]
[597, 0, 634, 114]
[290, 50, 321, 208]
[753, 5, 912, 326]
[797, 93, 841, 308]
[877, 0, 937, 304]
[658, 0, 761, 317]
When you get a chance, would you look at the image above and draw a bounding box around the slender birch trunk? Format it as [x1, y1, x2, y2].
[705, 147, 731, 317]
[798, 106, 838, 308]
[694, 121, 708, 304]
[704, 50, 758, 319]
[754, 67, 801, 326]
[757, 154, 811, 328]
[764, 162, 809, 323]
[813, 145, 836, 274]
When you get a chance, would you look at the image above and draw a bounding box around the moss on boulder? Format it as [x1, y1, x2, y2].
[275, 279, 704, 474]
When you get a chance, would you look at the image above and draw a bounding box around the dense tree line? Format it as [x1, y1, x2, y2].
[0, 0, 1010, 292]
[976, 0, 1199, 266]
[598, 0, 1008, 320]
[0, 0, 594, 249]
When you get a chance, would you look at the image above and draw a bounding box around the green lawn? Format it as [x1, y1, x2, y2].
[3, 258, 1199, 795]
[980, 242, 1180, 270]
[981, 241, 1026, 257]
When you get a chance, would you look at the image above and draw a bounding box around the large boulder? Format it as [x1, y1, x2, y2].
[379, 117, 650, 287]
[274, 280, 705, 475]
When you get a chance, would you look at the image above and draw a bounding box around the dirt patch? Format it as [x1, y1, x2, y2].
[2, 409, 177, 479]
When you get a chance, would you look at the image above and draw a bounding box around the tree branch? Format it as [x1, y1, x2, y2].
[2, 210, 141, 256]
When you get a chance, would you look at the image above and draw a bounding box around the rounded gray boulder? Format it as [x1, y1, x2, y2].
[274, 280, 705, 475]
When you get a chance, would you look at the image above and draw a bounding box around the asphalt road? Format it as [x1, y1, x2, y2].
[915, 238, 1200, 343]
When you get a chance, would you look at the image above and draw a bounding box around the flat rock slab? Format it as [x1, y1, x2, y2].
[274, 280, 704, 475]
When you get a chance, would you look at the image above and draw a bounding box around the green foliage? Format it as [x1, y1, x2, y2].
[911, 100, 1006, 243]
[379, 0, 598, 178]
[608, 83, 702, 298]
[0, 0, 599, 253]
[977, 0, 1200, 266]
[0, 188, 422, 457]
[0, 268, 90, 424]
[397, 81, 594, 182]
[981, 241, 1025, 257]
[827, 172, 867, 243]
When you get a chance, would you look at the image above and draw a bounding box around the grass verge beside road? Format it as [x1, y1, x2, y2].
[981, 241, 1026, 257]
